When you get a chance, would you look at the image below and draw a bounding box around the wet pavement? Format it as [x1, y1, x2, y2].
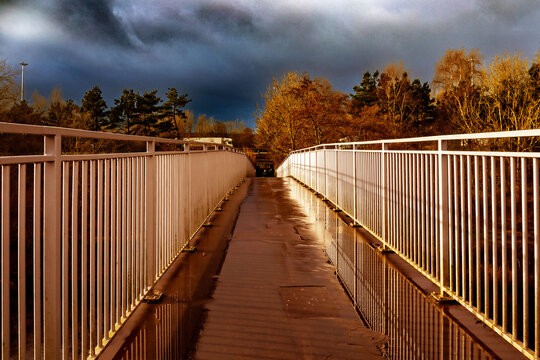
[284, 177, 525, 360]
[189, 177, 384, 359]
[101, 176, 526, 359]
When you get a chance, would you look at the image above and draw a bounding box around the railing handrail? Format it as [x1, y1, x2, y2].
[0, 121, 237, 149]
[289, 128, 540, 153]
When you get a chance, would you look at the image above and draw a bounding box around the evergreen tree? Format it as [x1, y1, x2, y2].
[132, 90, 162, 136]
[160, 87, 191, 138]
[350, 71, 379, 109]
[81, 85, 107, 131]
[110, 89, 137, 133]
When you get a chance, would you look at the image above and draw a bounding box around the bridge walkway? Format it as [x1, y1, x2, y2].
[188, 177, 384, 359]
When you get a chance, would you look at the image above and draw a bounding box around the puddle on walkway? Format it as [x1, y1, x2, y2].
[287, 178, 497, 360]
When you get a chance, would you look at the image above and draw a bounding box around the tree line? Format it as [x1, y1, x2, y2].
[0, 62, 254, 148]
[256, 48, 540, 162]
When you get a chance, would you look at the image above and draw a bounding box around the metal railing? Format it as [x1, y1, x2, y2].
[0, 122, 254, 359]
[277, 130, 540, 359]
[290, 179, 495, 359]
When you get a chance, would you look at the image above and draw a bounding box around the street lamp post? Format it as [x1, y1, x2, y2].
[19, 62, 28, 102]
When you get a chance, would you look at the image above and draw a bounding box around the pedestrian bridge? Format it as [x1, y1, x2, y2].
[1, 123, 539, 359]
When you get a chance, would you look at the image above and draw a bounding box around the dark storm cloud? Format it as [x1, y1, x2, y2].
[196, 2, 257, 36]
[126, 2, 266, 47]
[1, 0, 540, 126]
[478, 0, 539, 23]
[52, 0, 132, 46]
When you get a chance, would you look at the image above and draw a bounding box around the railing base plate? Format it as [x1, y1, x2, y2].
[430, 292, 457, 304]
[143, 290, 164, 303]
[182, 245, 197, 253]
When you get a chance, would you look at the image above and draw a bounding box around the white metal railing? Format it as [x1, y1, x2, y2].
[290, 179, 495, 358]
[0, 122, 254, 359]
[277, 129, 540, 359]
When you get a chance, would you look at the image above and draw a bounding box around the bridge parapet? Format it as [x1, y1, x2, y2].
[277, 129, 540, 359]
[0, 122, 254, 359]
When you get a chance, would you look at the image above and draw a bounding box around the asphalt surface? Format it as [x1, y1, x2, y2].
[189, 177, 384, 360]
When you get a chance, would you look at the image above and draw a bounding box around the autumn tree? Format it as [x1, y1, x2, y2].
[211, 120, 227, 136]
[183, 110, 195, 135]
[433, 48, 540, 150]
[287, 74, 348, 144]
[0, 101, 43, 155]
[481, 51, 540, 150]
[376, 63, 436, 135]
[256, 72, 347, 162]
[46, 99, 85, 128]
[432, 48, 484, 133]
[0, 100, 43, 125]
[0, 58, 17, 111]
[231, 127, 255, 148]
[194, 113, 214, 135]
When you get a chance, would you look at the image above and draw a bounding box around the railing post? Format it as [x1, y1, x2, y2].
[381, 143, 388, 248]
[145, 141, 156, 288]
[438, 139, 450, 295]
[43, 134, 62, 359]
[324, 146, 327, 197]
[335, 145, 339, 203]
[186, 144, 192, 237]
[353, 144, 357, 222]
[308, 149, 311, 187]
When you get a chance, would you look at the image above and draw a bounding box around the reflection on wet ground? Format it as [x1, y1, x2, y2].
[105, 177, 515, 360]
[287, 178, 498, 360]
[99, 180, 251, 360]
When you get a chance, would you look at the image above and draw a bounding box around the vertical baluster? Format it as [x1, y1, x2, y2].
[97, 160, 104, 346]
[116, 159, 121, 325]
[522, 157, 529, 347]
[89, 160, 96, 356]
[533, 158, 539, 356]
[18, 164, 27, 360]
[81, 161, 88, 359]
[60, 162, 67, 357]
[1, 166, 10, 360]
[122, 157, 127, 320]
[34, 163, 42, 360]
[460, 155, 466, 299]
[453, 155, 459, 293]
[438, 140, 449, 294]
[449, 155, 455, 291]
[482, 157, 489, 316]
[501, 157, 508, 332]
[421, 154, 426, 269]
[491, 157, 498, 325]
[71, 162, 79, 360]
[510, 157, 517, 339]
[110, 159, 117, 331]
[104, 160, 110, 341]
[467, 156, 473, 304]
[429, 155, 434, 275]
[475, 156, 481, 309]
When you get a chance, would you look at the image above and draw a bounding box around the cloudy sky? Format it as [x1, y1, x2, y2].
[1, 0, 539, 127]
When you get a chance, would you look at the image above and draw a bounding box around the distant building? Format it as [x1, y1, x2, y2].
[184, 137, 233, 147]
